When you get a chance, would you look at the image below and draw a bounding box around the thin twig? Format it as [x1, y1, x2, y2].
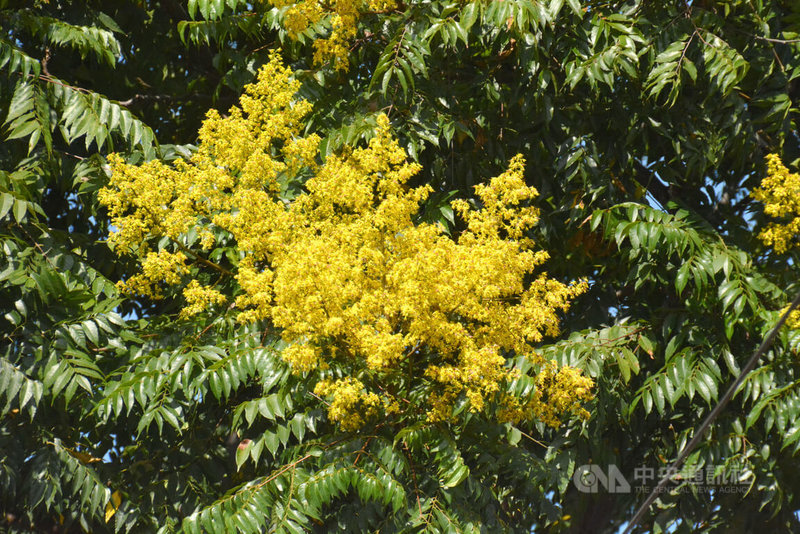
[16, 222, 58, 271]
[308, 391, 331, 407]
[172, 239, 234, 277]
[518, 428, 548, 449]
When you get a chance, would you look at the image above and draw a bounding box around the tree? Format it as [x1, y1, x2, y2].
[1, 0, 800, 532]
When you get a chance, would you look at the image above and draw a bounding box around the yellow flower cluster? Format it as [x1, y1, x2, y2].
[751, 154, 800, 254]
[544, 365, 594, 423]
[99, 54, 315, 303]
[113, 249, 188, 299]
[99, 54, 592, 431]
[790, 311, 800, 331]
[181, 280, 227, 319]
[750, 155, 800, 339]
[314, 378, 381, 431]
[270, 0, 396, 70]
[780, 306, 800, 331]
[496, 361, 594, 428]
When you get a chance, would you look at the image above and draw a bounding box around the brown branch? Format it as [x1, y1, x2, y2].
[23, 71, 181, 109]
[16, 222, 58, 271]
[751, 35, 800, 44]
[24, 72, 91, 94]
[172, 239, 234, 277]
[308, 391, 331, 407]
[117, 94, 173, 107]
[352, 436, 373, 466]
[41, 47, 51, 77]
[403, 443, 424, 517]
[517, 428, 547, 448]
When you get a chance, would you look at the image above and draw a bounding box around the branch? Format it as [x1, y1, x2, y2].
[633, 160, 675, 208]
[172, 239, 234, 277]
[41, 47, 51, 77]
[117, 94, 173, 107]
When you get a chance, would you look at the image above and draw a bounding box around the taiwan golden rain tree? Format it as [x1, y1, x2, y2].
[7, 2, 800, 532]
[96, 55, 592, 532]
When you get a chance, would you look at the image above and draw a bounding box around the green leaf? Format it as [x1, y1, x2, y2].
[83, 320, 100, 346]
[441, 463, 469, 488]
[566, 0, 582, 16]
[782, 424, 800, 450]
[0, 193, 13, 219]
[694, 373, 713, 404]
[12, 199, 27, 222]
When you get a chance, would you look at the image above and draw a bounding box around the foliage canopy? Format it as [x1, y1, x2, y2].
[2, 0, 800, 533]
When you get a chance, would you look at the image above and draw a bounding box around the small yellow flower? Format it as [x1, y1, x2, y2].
[782, 307, 800, 330]
[314, 378, 381, 431]
[181, 280, 226, 319]
[751, 154, 800, 254]
[273, 0, 397, 70]
[116, 250, 188, 299]
[282, 343, 321, 373]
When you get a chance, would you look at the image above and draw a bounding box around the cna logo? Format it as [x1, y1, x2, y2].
[572, 463, 750, 494]
[573, 464, 631, 494]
